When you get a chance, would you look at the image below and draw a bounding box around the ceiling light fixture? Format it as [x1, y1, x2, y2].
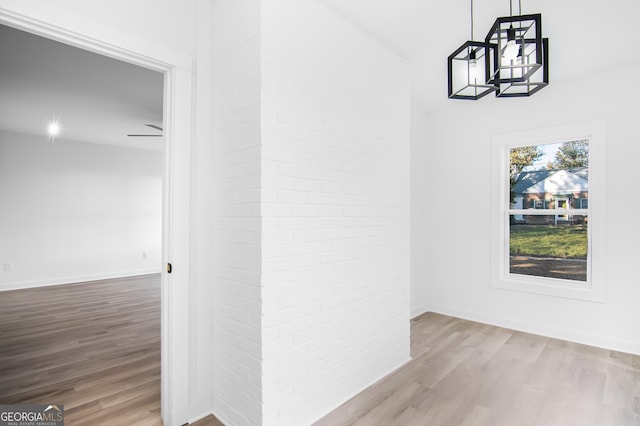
[484, 0, 548, 96]
[496, 37, 548, 97]
[447, 0, 498, 100]
[46, 118, 61, 141]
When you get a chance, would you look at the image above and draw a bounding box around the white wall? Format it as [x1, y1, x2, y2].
[412, 64, 640, 355]
[410, 102, 430, 318]
[211, 1, 411, 424]
[0, 0, 198, 56]
[211, 1, 263, 425]
[261, 1, 410, 424]
[0, 131, 162, 289]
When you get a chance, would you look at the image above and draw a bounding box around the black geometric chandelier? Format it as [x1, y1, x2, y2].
[448, 0, 549, 100]
[447, 0, 498, 100]
[494, 37, 548, 97]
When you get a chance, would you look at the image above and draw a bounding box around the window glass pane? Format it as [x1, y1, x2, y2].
[509, 141, 589, 211]
[509, 216, 588, 282]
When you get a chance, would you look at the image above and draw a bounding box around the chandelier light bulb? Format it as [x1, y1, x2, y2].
[468, 60, 478, 81]
[502, 26, 519, 60]
[468, 49, 478, 82]
[515, 52, 523, 65]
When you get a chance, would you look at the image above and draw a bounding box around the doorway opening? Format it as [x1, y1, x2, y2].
[0, 23, 164, 423]
[0, 10, 193, 423]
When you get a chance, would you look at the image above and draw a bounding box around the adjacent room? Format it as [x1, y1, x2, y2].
[0, 0, 638, 425]
[0, 24, 165, 424]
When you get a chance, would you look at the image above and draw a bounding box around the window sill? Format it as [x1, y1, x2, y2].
[491, 272, 606, 303]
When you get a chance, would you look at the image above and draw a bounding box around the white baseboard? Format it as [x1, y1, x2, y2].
[304, 355, 412, 426]
[411, 305, 430, 319]
[210, 356, 413, 426]
[425, 304, 640, 356]
[178, 398, 217, 426]
[0, 269, 161, 291]
[209, 409, 232, 426]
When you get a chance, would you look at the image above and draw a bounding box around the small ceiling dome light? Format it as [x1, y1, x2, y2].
[447, 0, 498, 100]
[46, 119, 61, 141]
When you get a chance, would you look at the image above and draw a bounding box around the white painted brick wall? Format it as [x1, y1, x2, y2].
[261, 1, 411, 424]
[211, 1, 410, 423]
[211, 1, 263, 425]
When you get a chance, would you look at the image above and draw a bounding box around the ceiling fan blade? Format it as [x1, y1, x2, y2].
[145, 123, 163, 131]
[127, 134, 163, 137]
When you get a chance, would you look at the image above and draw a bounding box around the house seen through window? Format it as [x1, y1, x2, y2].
[508, 140, 589, 282]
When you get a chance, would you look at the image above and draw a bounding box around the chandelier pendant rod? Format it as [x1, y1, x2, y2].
[470, 0, 474, 40]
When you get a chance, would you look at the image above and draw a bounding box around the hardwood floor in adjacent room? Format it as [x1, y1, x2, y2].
[0, 275, 162, 425]
[315, 312, 640, 426]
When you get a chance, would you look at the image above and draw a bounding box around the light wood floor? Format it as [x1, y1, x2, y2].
[190, 414, 225, 426]
[0, 275, 162, 425]
[3, 278, 637, 426]
[315, 312, 640, 426]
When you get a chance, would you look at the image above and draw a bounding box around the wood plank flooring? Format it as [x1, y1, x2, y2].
[190, 414, 225, 426]
[3, 277, 637, 426]
[315, 312, 640, 426]
[0, 274, 162, 425]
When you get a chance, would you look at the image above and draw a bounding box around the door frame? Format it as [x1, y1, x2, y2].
[0, 5, 193, 425]
[555, 197, 569, 224]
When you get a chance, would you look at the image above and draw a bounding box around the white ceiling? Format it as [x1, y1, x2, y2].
[322, 0, 640, 111]
[0, 24, 164, 150]
[2, 0, 638, 141]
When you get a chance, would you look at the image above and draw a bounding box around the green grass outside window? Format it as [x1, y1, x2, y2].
[509, 225, 588, 258]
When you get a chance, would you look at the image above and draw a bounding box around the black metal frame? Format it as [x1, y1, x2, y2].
[485, 13, 543, 85]
[447, 40, 498, 100]
[496, 37, 548, 97]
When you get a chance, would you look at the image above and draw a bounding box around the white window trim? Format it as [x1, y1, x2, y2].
[490, 121, 606, 303]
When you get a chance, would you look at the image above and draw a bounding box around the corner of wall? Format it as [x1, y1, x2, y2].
[211, 0, 263, 424]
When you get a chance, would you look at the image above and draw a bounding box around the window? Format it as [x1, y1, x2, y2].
[491, 121, 606, 302]
[532, 199, 545, 209]
[510, 141, 589, 281]
[579, 198, 589, 209]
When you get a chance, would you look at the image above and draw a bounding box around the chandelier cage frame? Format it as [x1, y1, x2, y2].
[448, 41, 499, 100]
[496, 37, 548, 97]
[447, 0, 499, 100]
[446, 0, 548, 100]
[484, 13, 543, 85]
